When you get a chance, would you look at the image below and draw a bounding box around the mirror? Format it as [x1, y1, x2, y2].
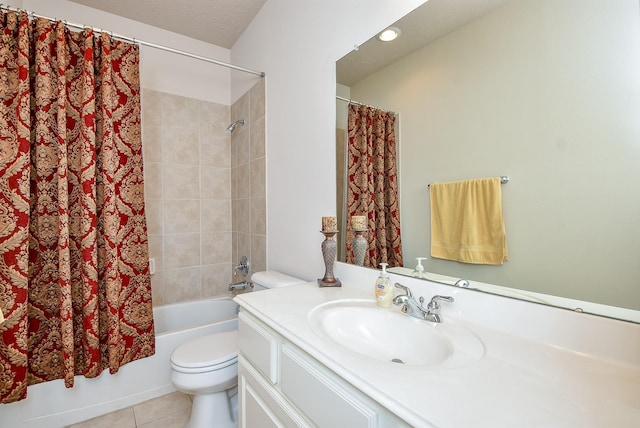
[336, 0, 640, 322]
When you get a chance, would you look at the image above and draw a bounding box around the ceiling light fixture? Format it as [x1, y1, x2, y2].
[377, 27, 401, 42]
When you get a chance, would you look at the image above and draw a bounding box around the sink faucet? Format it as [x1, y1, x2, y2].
[393, 283, 454, 323]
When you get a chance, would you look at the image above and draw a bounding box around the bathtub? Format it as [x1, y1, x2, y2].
[1, 297, 238, 428]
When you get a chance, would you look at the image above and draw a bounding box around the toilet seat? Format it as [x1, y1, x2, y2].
[171, 331, 238, 374]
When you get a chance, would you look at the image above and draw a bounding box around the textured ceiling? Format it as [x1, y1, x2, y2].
[69, 0, 267, 48]
[68, 0, 510, 85]
[337, 0, 511, 86]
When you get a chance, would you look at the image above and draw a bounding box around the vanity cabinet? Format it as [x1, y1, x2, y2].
[238, 310, 409, 428]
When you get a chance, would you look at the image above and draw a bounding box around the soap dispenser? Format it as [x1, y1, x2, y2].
[413, 257, 427, 278]
[375, 263, 393, 308]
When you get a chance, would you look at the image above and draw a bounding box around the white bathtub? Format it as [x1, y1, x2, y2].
[1, 297, 238, 428]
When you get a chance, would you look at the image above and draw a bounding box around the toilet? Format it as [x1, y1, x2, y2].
[170, 271, 307, 428]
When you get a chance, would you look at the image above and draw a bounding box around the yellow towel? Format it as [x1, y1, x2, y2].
[430, 177, 508, 265]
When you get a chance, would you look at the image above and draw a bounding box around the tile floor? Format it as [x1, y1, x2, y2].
[67, 392, 192, 428]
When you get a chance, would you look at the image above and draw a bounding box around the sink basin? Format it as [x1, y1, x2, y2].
[308, 299, 484, 367]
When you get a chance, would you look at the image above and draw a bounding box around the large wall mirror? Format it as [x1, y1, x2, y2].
[335, 0, 640, 322]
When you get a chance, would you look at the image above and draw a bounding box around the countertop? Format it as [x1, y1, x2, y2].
[234, 280, 640, 427]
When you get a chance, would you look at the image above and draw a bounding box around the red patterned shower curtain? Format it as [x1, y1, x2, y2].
[0, 11, 154, 403]
[346, 103, 403, 268]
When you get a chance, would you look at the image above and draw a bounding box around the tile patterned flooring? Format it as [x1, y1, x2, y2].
[67, 392, 192, 428]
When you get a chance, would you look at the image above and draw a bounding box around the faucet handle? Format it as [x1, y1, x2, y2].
[393, 283, 412, 306]
[427, 295, 454, 312]
[394, 282, 412, 297]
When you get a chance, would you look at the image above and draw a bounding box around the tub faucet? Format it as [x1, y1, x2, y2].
[234, 256, 250, 276]
[393, 283, 454, 323]
[228, 280, 253, 292]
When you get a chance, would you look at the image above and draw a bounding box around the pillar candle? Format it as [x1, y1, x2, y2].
[322, 216, 337, 232]
[351, 215, 367, 231]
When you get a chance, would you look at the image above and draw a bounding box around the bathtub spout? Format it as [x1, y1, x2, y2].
[228, 281, 253, 292]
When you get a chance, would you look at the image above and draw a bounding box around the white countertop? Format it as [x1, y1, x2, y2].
[235, 279, 640, 427]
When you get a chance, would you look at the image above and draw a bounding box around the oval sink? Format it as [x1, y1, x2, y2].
[308, 299, 484, 367]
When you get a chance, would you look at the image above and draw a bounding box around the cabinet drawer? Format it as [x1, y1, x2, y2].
[280, 344, 378, 428]
[239, 311, 279, 383]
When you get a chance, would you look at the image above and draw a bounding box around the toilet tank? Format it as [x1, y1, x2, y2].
[251, 271, 307, 291]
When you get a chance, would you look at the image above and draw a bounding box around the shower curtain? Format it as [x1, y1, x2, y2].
[346, 103, 403, 268]
[0, 11, 154, 403]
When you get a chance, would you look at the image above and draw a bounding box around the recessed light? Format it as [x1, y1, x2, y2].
[377, 27, 401, 42]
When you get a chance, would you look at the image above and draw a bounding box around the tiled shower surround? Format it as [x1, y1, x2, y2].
[142, 80, 265, 306]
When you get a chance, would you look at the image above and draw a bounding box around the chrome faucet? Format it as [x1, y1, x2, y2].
[229, 256, 252, 291]
[228, 280, 253, 292]
[234, 255, 250, 276]
[393, 283, 454, 323]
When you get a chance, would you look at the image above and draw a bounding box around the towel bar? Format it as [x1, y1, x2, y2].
[428, 176, 510, 188]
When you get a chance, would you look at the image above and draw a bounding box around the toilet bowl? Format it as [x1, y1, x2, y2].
[170, 331, 238, 428]
[170, 271, 307, 428]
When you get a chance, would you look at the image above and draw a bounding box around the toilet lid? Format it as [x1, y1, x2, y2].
[171, 330, 238, 369]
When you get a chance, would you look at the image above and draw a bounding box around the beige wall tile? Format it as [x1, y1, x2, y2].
[164, 199, 200, 233]
[251, 196, 266, 235]
[161, 93, 201, 128]
[250, 116, 265, 160]
[236, 198, 250, 234]
[143, 162, 162, 199]
[162, 126, 200, 165]
[202, 263, 233, 298]
[200, 101, 230, 135]
[231, 231, 238, 265]
[147, 235, 164, 272]
[200, 132, 231, 168]
[142, 89, 162, 127]
[142, 125, 162, 163]
[250, 79, 266, 121]
[163, 164, 200, 200]
[144, 198, 163, 236]
[235, 127, 250, 166]
[250, 158, 265, 198]
[163, 267, 201, 303]
[237, 232, 251, 264]
[164, 233, 200, 269]
[141, 86, 266, 306]
[236, 163, 251, 199]
[251, 234, 266, 274]
[201, 232, 232, 265]
[232, 91, 250, 124]
[201, 166, 231, 200]
[201, 199, 231, 232]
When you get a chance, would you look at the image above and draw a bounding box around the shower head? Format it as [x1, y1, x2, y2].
[226, 119, 245, 133]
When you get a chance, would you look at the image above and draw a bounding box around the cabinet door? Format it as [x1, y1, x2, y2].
[239, 357, 312, 428]
[242, 380, 281, 428]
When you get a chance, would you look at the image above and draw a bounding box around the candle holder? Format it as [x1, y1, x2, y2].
[352, 229, 368, 266]
[318, 230, 341, 287]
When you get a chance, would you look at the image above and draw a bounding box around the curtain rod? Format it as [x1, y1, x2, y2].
[336, 95, 396, 115]
[0, 4, 266, 78]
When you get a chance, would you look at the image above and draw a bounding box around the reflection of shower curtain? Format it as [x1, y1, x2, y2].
[0, 11, 154, 403]
[346, 104, 403, 268]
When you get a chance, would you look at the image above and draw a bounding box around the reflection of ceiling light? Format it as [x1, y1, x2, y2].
[377, 27, 401, 42]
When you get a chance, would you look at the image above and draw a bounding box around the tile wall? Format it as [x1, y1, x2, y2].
[141, 80, 265, 306]
[231, 79, 267, 280]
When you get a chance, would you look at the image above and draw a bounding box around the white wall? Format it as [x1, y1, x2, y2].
[348, 0, 640, 309]
[19, 0, 233, 104]
[231, 0, 426, 281]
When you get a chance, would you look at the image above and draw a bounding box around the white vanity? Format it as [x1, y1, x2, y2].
[234, 263, 640, 427]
